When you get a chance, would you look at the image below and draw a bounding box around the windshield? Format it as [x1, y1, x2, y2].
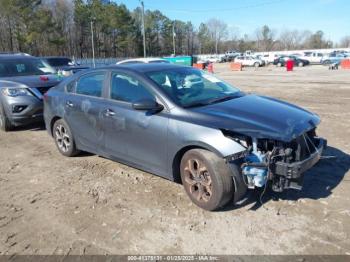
[46, 58, 73, 67]
[146, 68, 242, 108]
[0, 58, 55, 77]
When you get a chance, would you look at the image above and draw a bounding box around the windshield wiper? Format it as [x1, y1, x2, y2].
[205, 94, 241, 105]
[183, 93, 241, 108]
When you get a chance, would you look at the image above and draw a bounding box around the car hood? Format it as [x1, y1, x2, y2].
[189, 94, 320, 142]
[0, 75, 61, 88]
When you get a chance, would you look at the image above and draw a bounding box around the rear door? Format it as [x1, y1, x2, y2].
[100, 70, 169, 175]
[63, 71, 108, 153]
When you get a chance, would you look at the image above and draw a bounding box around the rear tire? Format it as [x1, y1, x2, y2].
[53, 119, 80, 157]
[277, 62, 282, 67]
[298, 61, 304, 67]
[180, 149, 234, 211]
[0, 102, 13, 132]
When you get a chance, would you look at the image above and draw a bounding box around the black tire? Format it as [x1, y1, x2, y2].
[52, 119, 80, 157]
[277, 62, 282, 67]
[298, 61, 304, 67]
[254, 62, 259, 68]
[180, 149, 234, 211]
[0, 102, 13, 132]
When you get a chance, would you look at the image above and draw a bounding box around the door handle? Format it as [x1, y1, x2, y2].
[66, 101, 74, 108]
[104, 109, 115, 117]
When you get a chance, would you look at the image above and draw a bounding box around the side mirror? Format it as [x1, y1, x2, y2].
[132, 99, 164, 112]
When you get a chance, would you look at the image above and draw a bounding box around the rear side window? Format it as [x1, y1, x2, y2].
[76, 73, 105, 97]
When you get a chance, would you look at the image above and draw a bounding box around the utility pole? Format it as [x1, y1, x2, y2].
[172, 21, 176, 56]
[90, 19, 96, 68]
[140, 1, 146, 57]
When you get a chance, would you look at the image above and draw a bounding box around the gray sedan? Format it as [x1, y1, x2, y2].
[44, 64, 326, 211]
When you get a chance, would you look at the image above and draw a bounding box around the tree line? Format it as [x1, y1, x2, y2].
[0, 0, 349, 58]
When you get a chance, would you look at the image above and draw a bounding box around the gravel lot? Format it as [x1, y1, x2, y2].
[0, 64, 349, 255]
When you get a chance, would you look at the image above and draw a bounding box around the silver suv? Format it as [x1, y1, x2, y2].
[0, 55, 61, 131]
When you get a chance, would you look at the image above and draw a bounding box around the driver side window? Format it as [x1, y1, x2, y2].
[110, 72, 154, 103]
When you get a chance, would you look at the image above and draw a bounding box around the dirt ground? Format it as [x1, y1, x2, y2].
[0, 64, 349, 255]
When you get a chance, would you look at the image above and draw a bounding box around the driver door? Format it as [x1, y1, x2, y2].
[100, 70, 169, 176]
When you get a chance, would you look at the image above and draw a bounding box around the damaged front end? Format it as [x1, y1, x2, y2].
[224, 129, 327, 192]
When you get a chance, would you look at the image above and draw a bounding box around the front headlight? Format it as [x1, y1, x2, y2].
[2, 88, 33, 97]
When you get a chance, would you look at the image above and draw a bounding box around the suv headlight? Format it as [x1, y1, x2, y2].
[2, 88, 33, 97]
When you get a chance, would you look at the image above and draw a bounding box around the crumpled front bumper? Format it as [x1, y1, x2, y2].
[274, 138, 326, 178]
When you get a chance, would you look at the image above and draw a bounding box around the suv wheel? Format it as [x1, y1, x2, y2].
[277, 62, 282, 67]
[298, 61, 304, 67]
[180, 149, 234, 211]
[53, 119, 80, 157]
[0, 103, 13, 132]
[254, 62, 259, 68]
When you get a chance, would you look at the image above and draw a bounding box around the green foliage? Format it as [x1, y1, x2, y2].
[0, 0, 338, 57]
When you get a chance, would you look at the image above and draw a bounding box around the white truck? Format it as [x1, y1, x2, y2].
[299, 52, 324, 64]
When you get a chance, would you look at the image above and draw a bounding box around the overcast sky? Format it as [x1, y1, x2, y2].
[118, 0, 350, 42]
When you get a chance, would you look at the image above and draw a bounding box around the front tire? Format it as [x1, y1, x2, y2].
[180, 149, 234, 211]
[277, 62, 282, 67]
[254, 62, 259, 68]
[0, 102, 13, 132]
[298, 61, 304, 67]
[53, 119, 80, 157]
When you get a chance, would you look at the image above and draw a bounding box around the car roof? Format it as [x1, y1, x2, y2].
[87, 63, 188, 74]
[41, 56, 71, 59]
[117, 57, 167, 64]
[0, 55, 38, 60]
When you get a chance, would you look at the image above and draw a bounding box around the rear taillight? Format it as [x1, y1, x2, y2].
[40, 75, 49, 81]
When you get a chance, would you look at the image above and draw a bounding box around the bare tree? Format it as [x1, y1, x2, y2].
[206, 18, 228, 54]
[340, 36, 350, 48]
[255, 25, 275, 51]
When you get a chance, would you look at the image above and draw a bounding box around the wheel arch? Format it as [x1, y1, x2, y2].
[49, 116, 62, 136]
[171, 142, 224, 184]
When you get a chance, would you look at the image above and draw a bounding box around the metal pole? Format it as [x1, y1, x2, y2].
[172, 21, 176, 56]
[140, 1, 146, 57]
[90, 20, 95, 68]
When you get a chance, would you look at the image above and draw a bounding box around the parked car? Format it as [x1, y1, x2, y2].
[273, 56, 310, 67]
[0, 55, 61, 131]
[299, 52, 324, 64]
[234, 56, 265, 67]
[321, 53, 347, 65]
[259, 54, 281, 64]
[222, 50, 240, 62]
[44, 63, 326, 211]
[41, 56, 89, 74]
[207, 55, 223, 63]
[117, 58, 170, 65]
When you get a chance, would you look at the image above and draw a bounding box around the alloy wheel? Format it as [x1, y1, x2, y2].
[55, 124, 71, 153]
[0, 110, 3, 128]
[183, 158, 213, 203]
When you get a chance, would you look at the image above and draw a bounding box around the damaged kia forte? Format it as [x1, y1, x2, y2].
[44, 63, 326, 211]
